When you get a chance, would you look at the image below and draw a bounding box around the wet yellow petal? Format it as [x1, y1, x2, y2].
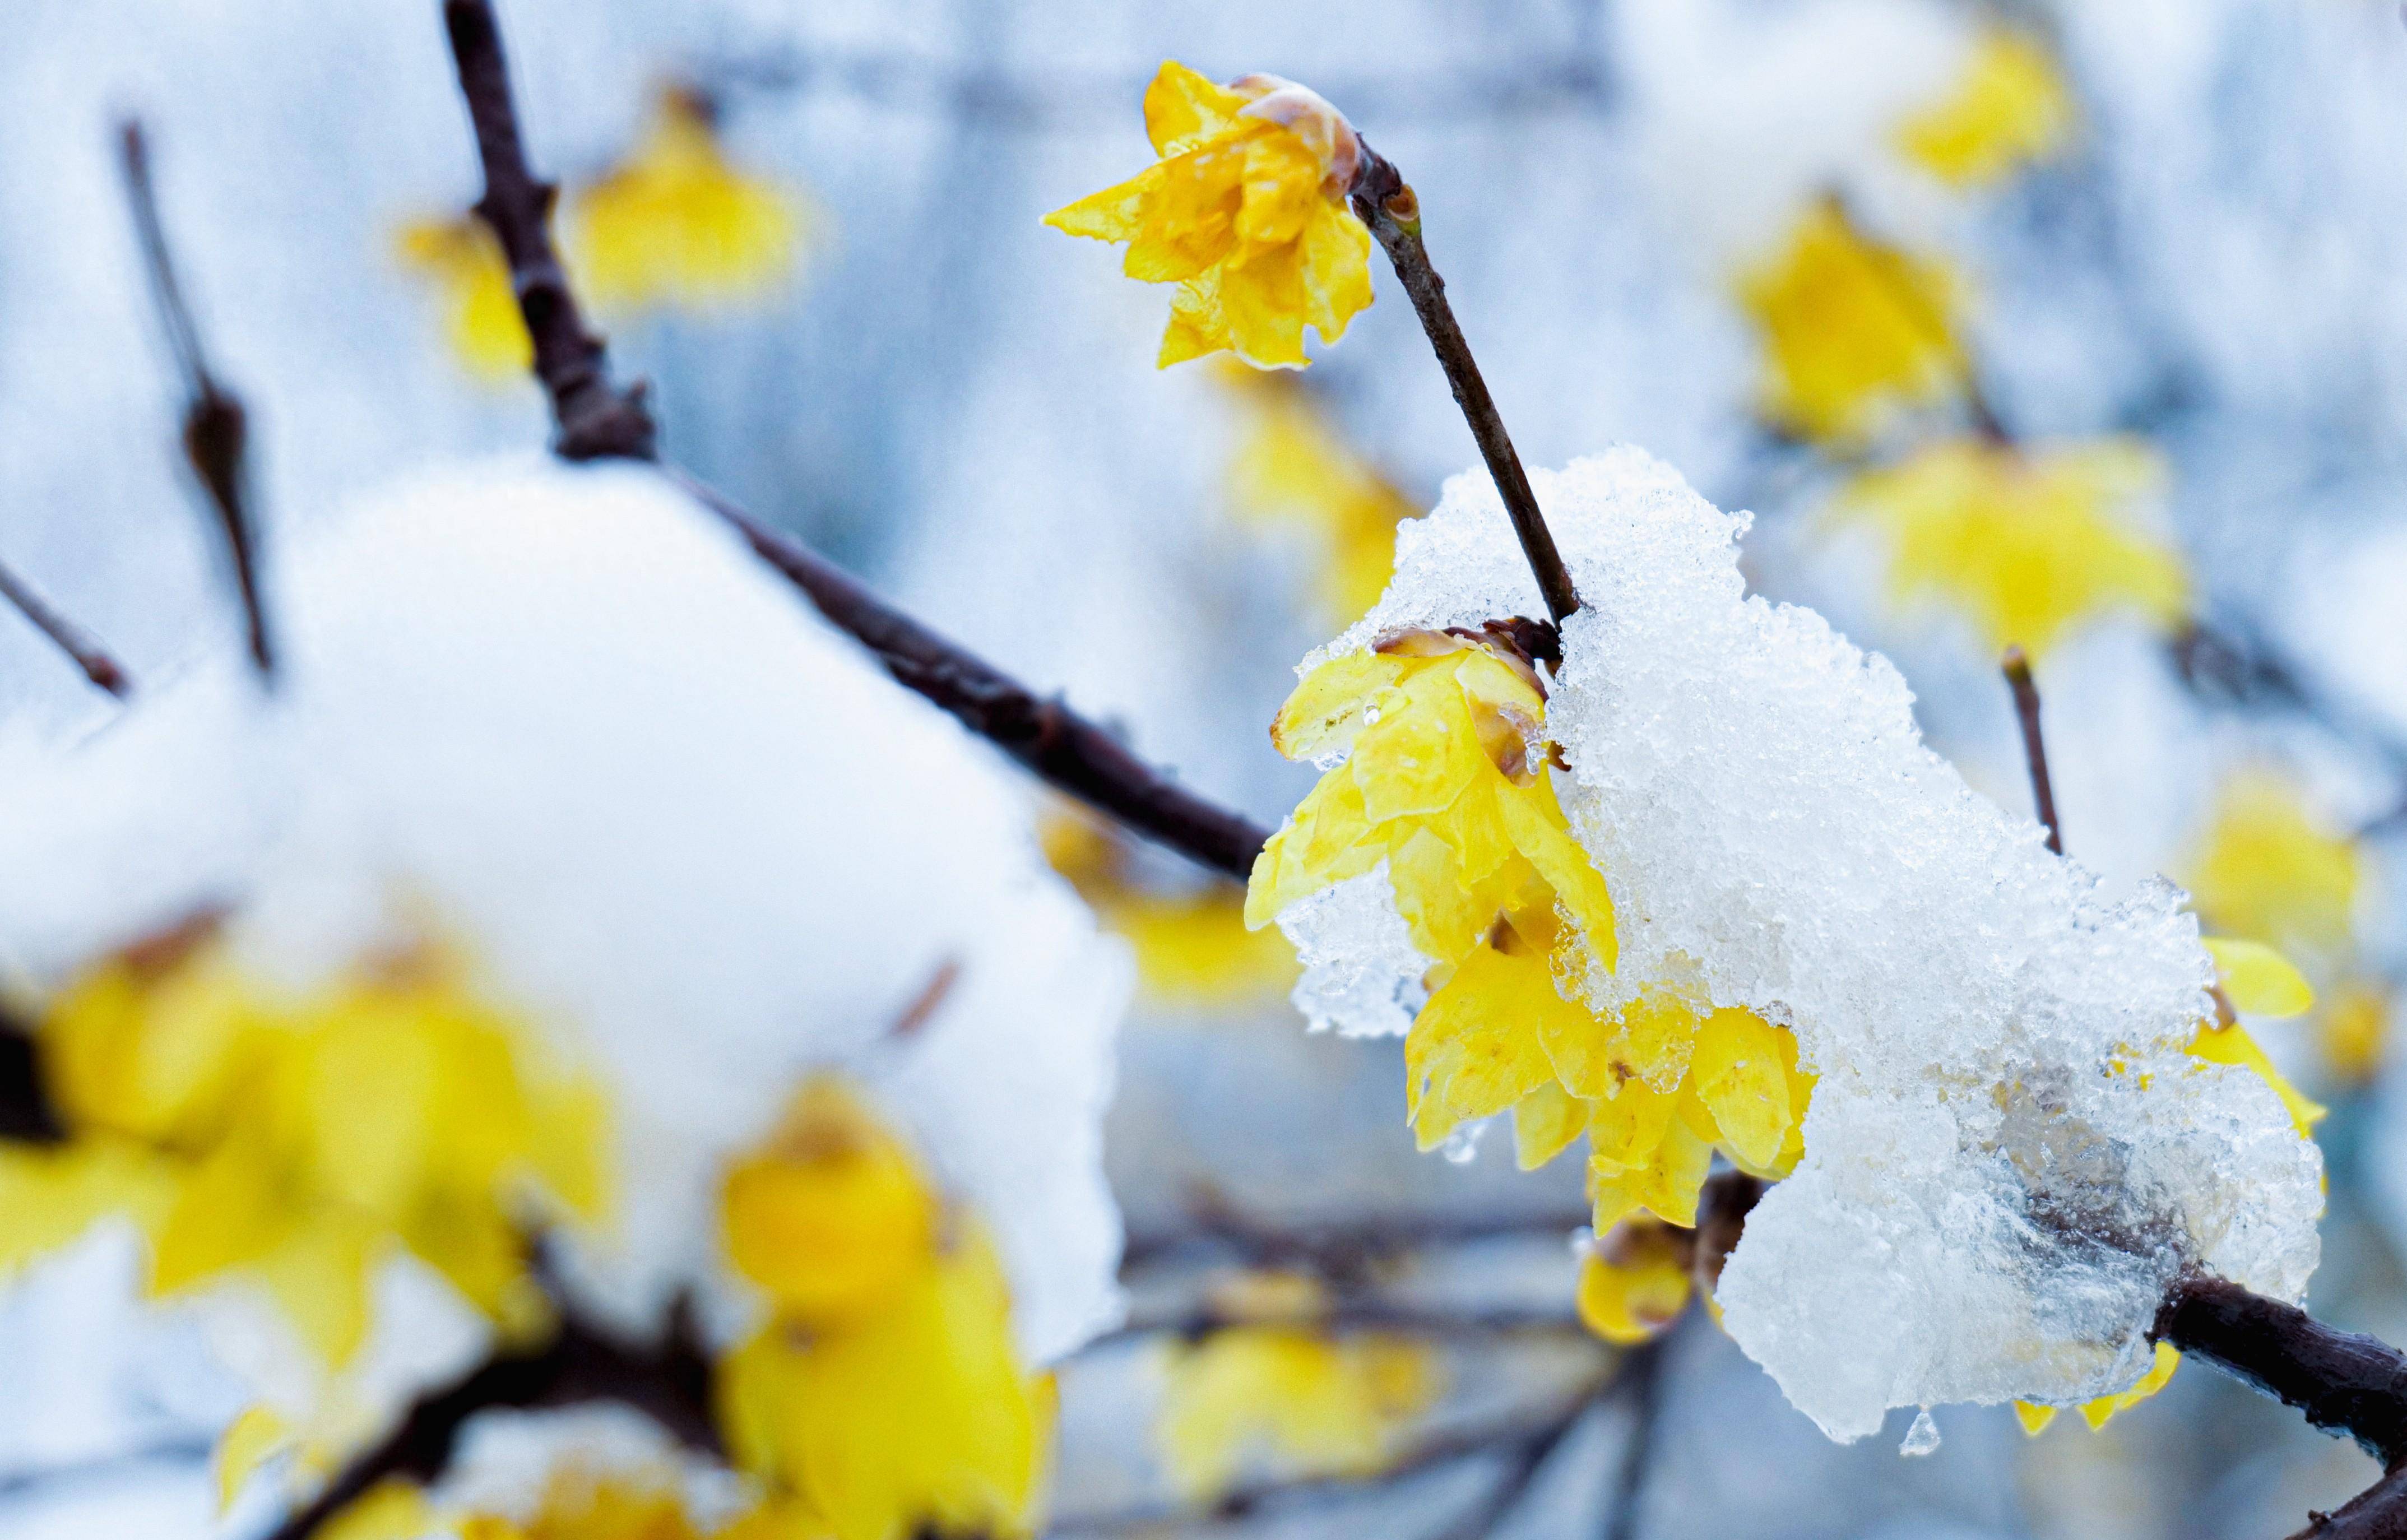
[1686, 1008, 1796, 1171]
[2078, 1342, 2180, 1430]
[215, 1404, 293, 1515]
[1269, 650, 1407, 762]
[1494, 772, 1616, 971]
[2014, 1401, 2058, 1436]
[1511, 1080, 1589, 1170]
[2207, 937, 2315, 1019]
[1143, 61, 1255, 158]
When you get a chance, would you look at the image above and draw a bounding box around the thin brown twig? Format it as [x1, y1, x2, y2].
[439, 0, 1270, 882]
[1120, 1189, 1594, 1279]
[117, 119, 274, 680]
[1349, 142, 1581, 626]
[2001, 645, 2062, 854]
[1081, 1301, 1585, 1353]
[0, 556, 131, 698]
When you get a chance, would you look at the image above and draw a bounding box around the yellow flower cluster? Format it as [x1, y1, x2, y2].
[1576, 1218, 1694, 1347]
[1737, 199, 1968, 447]
[399, 89, 804, 378]
[1246, 628, 1815, 1233]
[1046, 62, 1373, 369]
[6, 927, 606, 1366]
[715, 1079, 1053, 1540]
[1041, 805, 1297, 1007]
[1157, 1270, 1439, 1497]
[1835, 435, 2188, 657]
[1225, 371, 1421, 625]
[1895, 27, 2076, 188]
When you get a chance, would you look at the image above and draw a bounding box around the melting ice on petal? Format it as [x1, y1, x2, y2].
[1266, 446, 2322, 1440]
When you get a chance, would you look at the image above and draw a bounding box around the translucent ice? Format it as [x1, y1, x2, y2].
[1274, 447, 2322, 1439]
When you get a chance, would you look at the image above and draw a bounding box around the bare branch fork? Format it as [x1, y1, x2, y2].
[1348, 141, 1582, 627]
[117, 120, 275, 681]
[438, 0, 1268, 882]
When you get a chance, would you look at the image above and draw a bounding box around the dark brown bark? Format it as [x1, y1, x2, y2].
[1349, 141, 1581, 626]
[2001, 646, 2062, 854]
[2156, 1278, 2407, 1468]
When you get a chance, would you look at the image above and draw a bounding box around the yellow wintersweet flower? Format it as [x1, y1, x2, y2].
[1225, 373, 1420, 624]
[1250, 627, 1814, 1231]
[568, 89, 805, 315]
[1835, 436, 2186, 657]
[1576, 1219, 1694, 1346]
[1040, 806, 1297, 1006]
[29, 933, 609, 1365]
[395, 217, 533, 379]
[718, 1234, 1054, 1540]
[1045, 61, 1373, 369]
[721, 1077, 938, 1328]
[1157, 1272, 1439, 1497]
[2183, 769, 2363, 959]
[1895, 28, 2075, 188]
[1737, 199, 1967, 446]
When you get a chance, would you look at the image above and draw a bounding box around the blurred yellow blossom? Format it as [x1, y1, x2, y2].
[2317, 978, 2390, 1085]
[457, 1465, 706, 1540]
[396, 216, 532, 379]
[569, 89, 806, 315]
[1896, 28, 2075, 188]
[1041, 805, 1297, 1006]
[1225, 373, 1420, 624]
[1737, 199, 1967, 445]
[1576, 1219, 1694, 1346]
[1249, 628, 1813, 1232]
[1158, 1272, 1439, 1497]
[1045, 61, 1372, 368]
[2183, 769, 2363, 958]
[716, 1081, 1053, 1540]
[1836, 436, 2186, 657]
[21, 930, 608, 1366]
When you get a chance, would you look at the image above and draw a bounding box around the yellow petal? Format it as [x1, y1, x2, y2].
[568, 91, 805, 314]
[1143, 61, 1255, 158]
[2190, 1022, 2325, 1138]
[2014, 1401, 2058, 1436]
[1159, 1327, 1437, 1499]
[215, 1404, 293, 1515]
[1043, 167, 1159, 245]
[2206, 937, 2315, 1019]
[1269, 651, 1407, 762]
[2183, 771, 2360, 954]
[2078, 1342, 2180, 1430]
[1494, 771, 1616, 971]
[1686, 1008, 1797, 1171]
[1896, 28, 2075, 188]
[1511, 1080, 1589, 1171]
[1576, 1223, 1694, 1346]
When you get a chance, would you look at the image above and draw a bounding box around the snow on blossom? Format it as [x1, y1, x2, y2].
[1264, 446, 2321, 1439]
[0, 457, 1130, 1376]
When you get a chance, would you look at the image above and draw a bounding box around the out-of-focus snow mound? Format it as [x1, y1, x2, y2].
[0, 456, 1130, 1365]
[1283, 447, 2321, 1441]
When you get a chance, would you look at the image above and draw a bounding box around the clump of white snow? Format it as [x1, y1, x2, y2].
[0, 456, 1130, 1370]
[1273, 447, 2322, 1440]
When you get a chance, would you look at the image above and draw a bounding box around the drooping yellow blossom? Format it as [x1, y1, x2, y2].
[1040, 805, 1298, 1006]
[1225, 371, 1420, 624]
[22, 930, 609, 1365]
[721, 1078, 938, 1328]
[1045, 61, 1373, 369]
[1157, 1270, 1439, 1498]
[568, 89, 805, 315]
[1576, 1219, 1694, 1346]
[2193, 936, 2323, 1138]
[395, 217, 534, 379]
[1249, 627, 1814, 1232]
[321, 1480, 446, 1540]
[1835, 436, 2186, 657]
[1737, 199, 1968, 446]
[2183, 770, 2363, 959]
[1895, 28, 2075, 188]
[2016, 1342, 2181, 1437]
[716, 1082, 1053, 1540]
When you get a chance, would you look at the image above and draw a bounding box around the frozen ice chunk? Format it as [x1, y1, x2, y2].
[1288, 447, 2322, 1439]
[1276, 865, 1430, 1037]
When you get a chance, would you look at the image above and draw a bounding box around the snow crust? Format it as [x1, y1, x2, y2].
[1278, 447, 2322, 1439]
[0, 457, 1129, 1367]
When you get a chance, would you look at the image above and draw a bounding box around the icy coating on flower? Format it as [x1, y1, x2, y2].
[1044, 61, 1372, 369]
[1269, 447, 2321, 1441]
